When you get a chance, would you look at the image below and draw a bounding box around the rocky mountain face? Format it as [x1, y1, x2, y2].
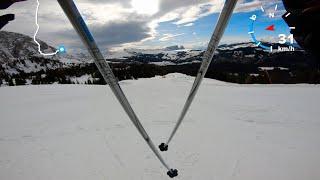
[0, 31, 53, 60]
[0, 31, 90, 75]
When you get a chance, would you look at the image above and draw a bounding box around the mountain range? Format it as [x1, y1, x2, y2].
[0, 31, 319, 85]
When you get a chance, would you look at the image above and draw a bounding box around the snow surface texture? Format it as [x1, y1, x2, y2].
[1, 73, 320, 180]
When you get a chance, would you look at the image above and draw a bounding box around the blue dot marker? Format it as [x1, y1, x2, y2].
[58, 45, 66, 53]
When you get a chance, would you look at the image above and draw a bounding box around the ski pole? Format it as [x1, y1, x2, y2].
[159, 0, 238, 152]
[57, 0, 178, 177]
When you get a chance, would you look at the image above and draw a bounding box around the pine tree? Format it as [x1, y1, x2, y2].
[15, 78, 26, 86]
[8, 79, 14, 86]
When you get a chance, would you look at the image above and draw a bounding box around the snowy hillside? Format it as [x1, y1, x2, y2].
[1, 31, 315, 82]
[0, 31, 55, 60]
[107, 46, 203, 63]
[107, 42, 303, 63]
[0, 31, 90, 75]
[1, 74, 320, 180]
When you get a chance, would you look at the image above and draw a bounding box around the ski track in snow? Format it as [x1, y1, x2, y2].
[1, 73, 320, 180]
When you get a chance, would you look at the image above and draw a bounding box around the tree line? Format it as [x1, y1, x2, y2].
[1, 61, 320, 86]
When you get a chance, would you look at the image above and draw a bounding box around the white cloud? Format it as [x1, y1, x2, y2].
[131, 0, 160, 15]
[157, 0, 224, 26]
[159, 33, 184, 41]
[2, 0, 284, 51]
[184, 23, 194, 27]
[78, 3, 133, 24]
[235, 0, 282, 13]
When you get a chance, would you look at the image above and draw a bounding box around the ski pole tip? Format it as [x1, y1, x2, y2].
[159, 143, 168, 151]
[167, 169, 178, 178]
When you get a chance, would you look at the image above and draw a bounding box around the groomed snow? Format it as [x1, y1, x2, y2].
[1, 73, 320, 180]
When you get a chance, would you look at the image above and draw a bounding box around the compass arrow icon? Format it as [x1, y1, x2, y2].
[266, 24, 275, 31]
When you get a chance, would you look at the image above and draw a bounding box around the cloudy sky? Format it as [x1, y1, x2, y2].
[2, 0, 291, 52]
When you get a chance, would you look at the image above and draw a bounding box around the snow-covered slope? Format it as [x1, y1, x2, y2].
[0, 31, 55, 60]
[105, 42, 304, 65]
[0, 31, 90, 75]
[107, 46, 203, 62]
[1, 74, 320, 180]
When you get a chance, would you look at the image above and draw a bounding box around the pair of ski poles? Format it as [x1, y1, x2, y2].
[57, 0, 238, 178]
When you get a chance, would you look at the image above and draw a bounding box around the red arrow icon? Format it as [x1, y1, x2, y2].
[266, 24, 275, 31]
